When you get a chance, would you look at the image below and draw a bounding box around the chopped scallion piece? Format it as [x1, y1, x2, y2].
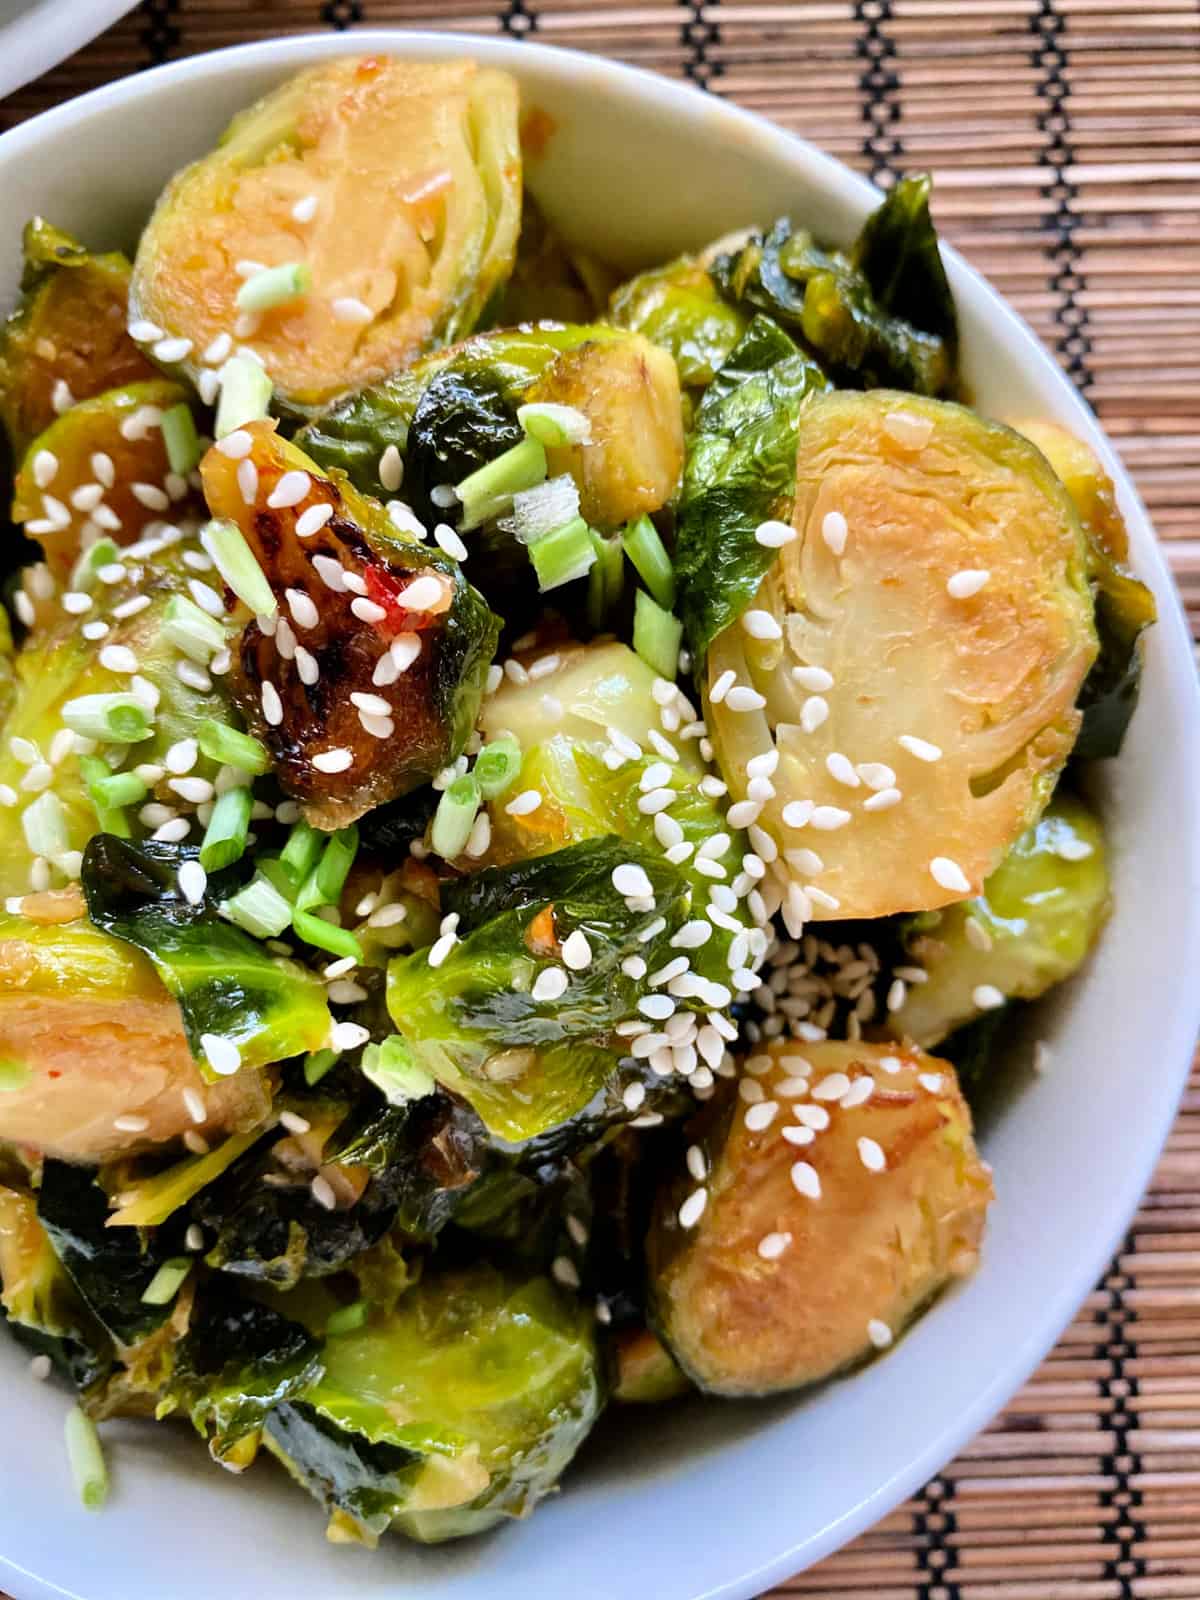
[303, 1047, 339, 1086]
[64, 1406, 108, 1510]
[214, 354, 273, 438]
[326, 1299, 371, 1336]
[235, 261, 312, 315]
[361, 1034, 436, 1106]
[474, 734, 522, 800]
[220, 874, 294, 939]
[315, 825, 359, 905]
[528, 515, 595, 592]
[291, 908, 363, 963]
[161, 593, 226, 663]
[21, 791, 68, 859]
[517, 400, 592, 448]
[587, 529, 625, 629]
[196, 718, 270, 775]
[60, 693, 151, 744]
[280, 820, 325, 887]
[200, 518, 277, 618]
[633, 588, 684, 682]
[198, 786, 252, 872]
[506, 475, 580, 546]
[622, 514, 676, 609]
[456, 436, 547, 531]
[140, 1257, 192, 1306]
[161, 403, 202, 476]
[69, 537, 120, 592]
[431, 773, 481, 859]
[79, 755, 148, 814]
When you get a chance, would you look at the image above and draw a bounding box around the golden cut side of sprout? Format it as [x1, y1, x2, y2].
[647, 1040, 993, 1398]
[131, 57, 522, 410]
[705, 390, 1098, 920]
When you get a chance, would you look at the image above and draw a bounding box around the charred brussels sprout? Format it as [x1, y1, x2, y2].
[610, 252, 749, 394]
[702, 389, 1097, 921]
[891, 792, 1110, 1048]
[200, 422, 499, 828]
[711, 174, 959, 397]
[262, 1262, 603, 1545]
[1015, 419, 1156, 760]
[648, 1042, 992, 1396]
[0, 219, 155, 457]
[11, 379, 204, 578]
[130, 58, 522, 411]
[0, 1183, 113, 1389]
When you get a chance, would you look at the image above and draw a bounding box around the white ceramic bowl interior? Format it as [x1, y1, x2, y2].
[0, 33, 1198, 1600]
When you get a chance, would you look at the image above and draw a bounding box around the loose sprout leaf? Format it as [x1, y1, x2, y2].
[388, 838, 700, 1142]
[891, 791, 1110, 1048]
[262, 1263, 603, 1545]
[674, 317, 827, 660]
[80, 833, 331, 1080]
[850, 172, 959, 362]
[200, 422, 500, 829]
[647, 1042, 993, 1397]
[130, 58, 522, 411]
[609, 252, 749, 392]
[0, 219, 156, 459]
[704, 389, 1097, 919]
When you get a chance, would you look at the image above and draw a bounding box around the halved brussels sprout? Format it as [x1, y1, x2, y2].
[200, 422, 499, 828]
[0, 910, 273, 1161]
[611, 1326, 689, 1404]
[0, 1182, 113, 1390]
[703, 390, 1097, 921]
[647, 1041, 992, 1396]
[0, 219, 155, 457]
[262, 1262, 603, 1545]
[130, 58, 522, 411]
[11, 379, 203, 578]
[1013, 419, 1156, 761]
[609, 252, 749, 393]
[493, 196, 615, 326]
[890, 792, 1110, 1048]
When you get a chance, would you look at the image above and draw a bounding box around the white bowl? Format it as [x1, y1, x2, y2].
[0, 1, 137, 101]
[1, 32, 1198, 1600]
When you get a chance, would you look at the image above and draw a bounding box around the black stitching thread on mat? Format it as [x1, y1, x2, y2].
[1097, 1230, 1147, 1597]
[679, 0, 721, 92]
[1030, 0, 1093, 395]
[139, 0, 179, 67]
[913, 1474, 962, 1600]
[500, 1, 538, 38]
[322, 0, 363, 29]
[853, 0, 902, 187]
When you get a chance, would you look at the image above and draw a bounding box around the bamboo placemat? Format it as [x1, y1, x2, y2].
[2, 3, 1199, 1595]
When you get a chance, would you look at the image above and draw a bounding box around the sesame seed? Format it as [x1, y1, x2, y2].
[745, 1099, 779, 1132]
[947, 568, 991, 599]
[268, 470, 312, 510]
[918, 1072, 944, 1094]
[312, 748, 353, 774]
[175, 859, 208, 908]
[153, 336, 192, 364]
[930, 856, 971, 893]
[612, 862, 653, 898]
[310, 1175, 338, 1211]
[825, 752, 860, 788]
[973, 983, 1006, 1010]
[810, 806, 852, 831]
[50, 379, 74, 414]
[812, 1072, 851, 1101]
[561, 930, 592, 970]
[128, 319, 164, 342]
[709, 669, 735, 705]
[331, 296, 374, 324]
[800, 695, 829, 734]
[295, 503, 334, 539]
[898, 734, 942, 762]
[295, 647, 320, 686]
[670, 921, 712, 951]
[758, 1231, 792, 1261]
[725, 685, 766, 712]
[726, 799, 763, 829]
[284, 588, 319, 629]
[621, 955, 647, 980]
[396, 575, 441, 612]
[780, 800, 813, 830]
[552, 1255, 581, 1289]
[331, 1021, 370, 1051]
[61, 591, 91, 615]
[533, 966, 569, 1002]
[842, 1076, 875, 1109]
[637, 787, 676, 816]
[867, 1318, 893, 1350]
[216, 429, 253, 460]
[80, 620, 109, 640]
[678, 1189, 708, 1229]
[292, 194, 319, 223]
[505, 789, 542, 817]
[742, 609, 782, 641]
[237, 459, 258, 504]
[169, 776, 214, 804]
[654, 812, 685, 850]
[182, 1087, 207, 1124]
[113, 1114, 151, 1134]
[877, 1055, 902, 1075]
[754, 517, 796, 550]
[882, 409, 933, 449]
[887, 978, 907, 1012]
[1056, 836, 1094, 861]
[699, 775, 727, 799]
[350, 690, 391, 718]
[261, 681, 284, 725]
[201, 1032, 241, 1075]
[790, 1161, 821, 1199]
[203, 332, 233, 365]
[638, 994, 676, 1021]
[858, 1135, 886, 1172]
[665, 841, 694, 865]
[863, 787, 903, 812]
[821, 510, 848, 555]
[377, 444, 404, 494]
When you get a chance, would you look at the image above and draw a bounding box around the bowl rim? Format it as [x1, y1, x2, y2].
[0, 0, 139, 102]
[1, 29, 1199, 1600]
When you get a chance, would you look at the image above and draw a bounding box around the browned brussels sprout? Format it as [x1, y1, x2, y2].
[647, 1041, 992, 1397]
[0, 219, 155, 457]
[200, 422, 499, 828]
[612, 1326, 689, 1404]
[493, 196, 615, 326]
[130, 58, 523, 411]
[609, 252, 749, 392]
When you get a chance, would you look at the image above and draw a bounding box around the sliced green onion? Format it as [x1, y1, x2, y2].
[196, 718, 270, 775]
[456, 436, 547, 531]
[79, 755, 148, 813]
[474, 734, 522, 800]
[199, 786, 252, 872]
[235, 261, 312, 315]
[326, 1299, 370, 1337]
[291, 908, 363, 963]
[622, 514, 676, 609]
[69, 537, 120, 592]
[303, 1047, 339, 1086]
[280, 819, 325, 887]
[517, 400, 591, 448]
[506, 474, 580, 545]
[633, 588, 684, 682]
[587, 529, 625, 629]
[215, 354, 273, 438]
[64, 1406, 108, 1510]
[220, 874, 294, 939]
[140, 1257, 191, 1306]
[60, 693, 151, 744]
[528, 515, 595, 592]
[361, 1034, 436, 1107]
[431, 773, 480, 859]
[161, 593, 227, 663]
[20, 791, 68, 860]
[315, 825, 359, 904]
[161, 403, 202, 476]
[200, 518, 277, 618]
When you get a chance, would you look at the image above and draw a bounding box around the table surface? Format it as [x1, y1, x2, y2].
[3, 3, 1199, 1596]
